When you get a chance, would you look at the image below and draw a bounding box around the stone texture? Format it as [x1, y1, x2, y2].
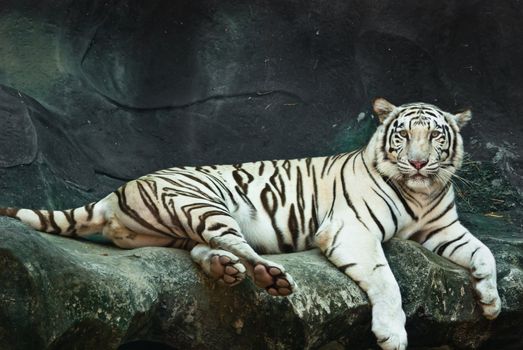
[1, 214, 522, 350]
[0, 86, 37, 167]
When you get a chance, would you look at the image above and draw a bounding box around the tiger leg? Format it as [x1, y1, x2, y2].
[315, 220, 407, 350]
[190, 244, 246, 286]
[416, 223, 501, 319]
[198, 215, 296, 296]
[103, 215, 247, 286]
[102, 216, 175, 248]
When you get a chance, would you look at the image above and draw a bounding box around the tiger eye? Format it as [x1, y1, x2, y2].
[399, 130, 408, 137]
[431, 130, 441, 138]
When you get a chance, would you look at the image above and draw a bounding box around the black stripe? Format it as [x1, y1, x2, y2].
[373, 263, 386, 271]
[426, 201, 455, 225]
[47, 211, 61, 234]
[268, 168, 286, 206]
[352, 150, 360, 174]
[422, 184, 450, 218]
[361, 154, 400, 212]
[327, 152, 349, 174]
[435, 232, 466, 256]
[189, 206, 227, 236]
[219, 229, 242, 237]
[34, 210, 48, 232]
[137, 181, 176, 234]
[340, 157, 369, 229]
[382, 118, 395, 156]
[470, 247, 481, 259]
[372, 189, 398, 235]
[321, 156, 331, 178]
[422, 219, 459, 243]
[449, 125, 457, 162]
[208, 223, 227, 231]
[449, 239, 470, 257]
[296, 167, 306, 233]
[160, 192, 185, 233]
[398, 183, 422, 207]
[325, 180, 337, 220]
[115, 185, 172, 236]
[326, 243, 341, 258]
[84, 203, 94, 221]
[234, 186, 256, 215]
[62, 209, 76, 235]
[381, 176, 418, 221]
[338, 263, 357, 273]
[288, 204, 299, 251]
[195, 210, 230, 236]
[178, 172, 220, 197]
[305, 157, 312, 177]
[325, 223, 344, 258]
[365, 201, 385, 241]
[232, 168, 254, 194]
[260, 184, 286, 252]
[282, 160, 292, 178]
[258, 161, 265, 176]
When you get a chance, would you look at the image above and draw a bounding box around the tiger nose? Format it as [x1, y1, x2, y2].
[409, 159, 428, 170]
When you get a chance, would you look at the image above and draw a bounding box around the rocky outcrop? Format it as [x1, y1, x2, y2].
[1, 213, 522, 350]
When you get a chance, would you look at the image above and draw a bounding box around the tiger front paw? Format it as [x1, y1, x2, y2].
[373, 323, 408, 350]
[474, 276, 501, 319]
[372, 301, 408, 350]
[253, 261, 296, 296]
[471, 248, 501, 319]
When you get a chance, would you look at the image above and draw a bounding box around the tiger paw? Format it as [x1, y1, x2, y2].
[209, 252, 246, 286]
[474, 277, 501, 319]
[471, 248, 501, 319]
[372, 301, 408, 350]
[373, 320, 408, 350]
[376, 330, 408, 350]
[253, 261, 296, 296]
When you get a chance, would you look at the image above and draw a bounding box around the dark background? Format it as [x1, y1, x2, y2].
[0, 0, 522, 218]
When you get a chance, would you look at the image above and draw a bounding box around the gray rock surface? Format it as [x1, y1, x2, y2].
[1, 213, 522, 350]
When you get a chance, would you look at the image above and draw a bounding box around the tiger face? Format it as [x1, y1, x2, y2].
[372, 98, 472, 191]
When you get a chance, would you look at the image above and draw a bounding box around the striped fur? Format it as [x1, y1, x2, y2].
[0, 98, 500, 350]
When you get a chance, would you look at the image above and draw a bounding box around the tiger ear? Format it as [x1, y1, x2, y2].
[453, 109, 472, 129]
[373, 98, 397, 123]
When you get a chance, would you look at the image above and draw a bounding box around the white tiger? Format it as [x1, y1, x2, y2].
[0, 98, 501, 350]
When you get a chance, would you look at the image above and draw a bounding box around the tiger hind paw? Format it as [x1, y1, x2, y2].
[253, 262, 296, 296]
[209, 252, 246, 286]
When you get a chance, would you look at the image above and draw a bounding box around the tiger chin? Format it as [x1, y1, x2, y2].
[0, 98, 500, 350]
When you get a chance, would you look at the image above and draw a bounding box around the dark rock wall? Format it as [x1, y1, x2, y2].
[0, 0, 522, 210]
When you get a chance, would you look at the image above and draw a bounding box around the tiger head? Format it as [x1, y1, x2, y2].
[372, 98, 471, 192]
